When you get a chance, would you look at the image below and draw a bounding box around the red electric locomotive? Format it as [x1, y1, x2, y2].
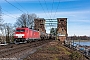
[14, 27, 40, 44]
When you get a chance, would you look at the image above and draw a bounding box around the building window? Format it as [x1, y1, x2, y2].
[38, 29, 39, 31]
[60, 20, 64, 21]
[62, 29, 64, 32]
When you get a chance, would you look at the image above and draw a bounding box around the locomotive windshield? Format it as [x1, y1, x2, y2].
[16, 29, 25, 32]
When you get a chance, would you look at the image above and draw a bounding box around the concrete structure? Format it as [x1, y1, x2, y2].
[57, 18, 67, 42]
[34, 18, 46, 33]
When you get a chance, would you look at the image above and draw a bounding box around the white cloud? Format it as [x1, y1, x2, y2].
[36, 10, 90, 36]
[2, 14, 20, 24]
[2, 10, 90, 36]
[36, 10, 90, 21]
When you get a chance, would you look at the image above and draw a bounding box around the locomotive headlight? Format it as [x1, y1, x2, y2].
[15, 34, 25, 38]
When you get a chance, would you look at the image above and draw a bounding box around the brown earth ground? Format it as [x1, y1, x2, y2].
[24, 40, 88, 60]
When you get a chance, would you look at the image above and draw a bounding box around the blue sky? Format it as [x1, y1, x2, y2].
[0, 0, 90, 36]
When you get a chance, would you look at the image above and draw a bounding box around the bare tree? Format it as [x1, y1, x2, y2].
[50, 28, 57, 36]
[0, 27, 5, 43]
[0, 6, 14, 43]
[4, 23, 14, 43]
[15, 13, 38, 28]
[27, 13, 37, 28]
[0, 6, 4, 43]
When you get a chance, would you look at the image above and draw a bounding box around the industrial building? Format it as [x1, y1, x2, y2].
[34, 18, 46, 33]
[34, 18, 67, 42]
[57, 18, 67, 42]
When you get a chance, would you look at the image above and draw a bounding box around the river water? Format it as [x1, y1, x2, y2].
[74, 40, 90, 46]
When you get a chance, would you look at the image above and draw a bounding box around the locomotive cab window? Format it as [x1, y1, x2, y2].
[16, 29, 25, 32]
[21, 29, 25, 32]
[16, 29, 20, 32]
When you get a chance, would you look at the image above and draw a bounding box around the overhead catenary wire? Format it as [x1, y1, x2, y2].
[43, 0, 52, 28]
[50, 0, 55, 28]
[2, 13, 17, 19]
[0, 5, 17, 19]
[13, 0, 28, 13]
[43, 0, 51, 19]
[38, 0, 54, 32]
[2, 9, 18, 18]
[53, 0, 60, 18]
[38, 0, 49, 18]
[51, 0, 54, 19]
[4, 0, 25, 13]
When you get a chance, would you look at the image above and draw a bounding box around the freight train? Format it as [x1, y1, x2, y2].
[14, 27, 53, 44]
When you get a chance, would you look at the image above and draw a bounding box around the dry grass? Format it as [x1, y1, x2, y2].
[24, 40, 87, 60]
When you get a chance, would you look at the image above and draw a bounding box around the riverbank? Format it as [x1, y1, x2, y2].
[69, 40, 90, 42]
[24, 40, 88, 60]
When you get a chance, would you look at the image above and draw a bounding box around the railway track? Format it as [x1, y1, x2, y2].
[0, 40, 52, 60]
